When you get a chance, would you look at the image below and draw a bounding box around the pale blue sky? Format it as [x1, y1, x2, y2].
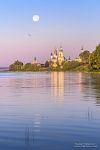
[0, 0, 100, 66]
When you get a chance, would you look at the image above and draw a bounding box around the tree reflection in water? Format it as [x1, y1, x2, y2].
[77, 73, 100, 105]
[90, 74, 100, 105]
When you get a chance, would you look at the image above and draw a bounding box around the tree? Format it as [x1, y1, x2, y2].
[14, 60, 23, 66]
[23, 63, 32, 71]
[45, 61, 49, 67]
[9, 60, 23, 71]
[89, 44, 100, 70]
[63, 61, 81, 70]
[79, 50, 90, 64]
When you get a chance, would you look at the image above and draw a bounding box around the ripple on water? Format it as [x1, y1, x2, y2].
[0, 72, 100, 150]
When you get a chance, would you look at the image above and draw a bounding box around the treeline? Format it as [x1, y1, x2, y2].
[9, 61, 44, 71]
[9, 44, 100, 72]
[89, 44, 100, 71]
[63, 44, 100, 72]
[77, 44, 100, 72]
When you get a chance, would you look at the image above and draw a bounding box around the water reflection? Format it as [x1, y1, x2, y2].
[0, 72, 100, 150]
[77, 72, 100, 105]
[50, 72, 64, 98]
[90, 74, 100, 105]
[77, 73, 90, 97]
[25, 127, 34, 148]
[87, 107, 93, 120]
[78, 73, 84, 92]
[25, 114, 41, 149]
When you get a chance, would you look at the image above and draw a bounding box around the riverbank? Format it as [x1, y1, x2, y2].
[1, 69, 100, 74]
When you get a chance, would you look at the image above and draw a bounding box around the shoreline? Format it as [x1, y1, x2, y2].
[0, 70, 100, 74]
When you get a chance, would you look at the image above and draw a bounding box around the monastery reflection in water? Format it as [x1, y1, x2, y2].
[50, 72, 64, 98]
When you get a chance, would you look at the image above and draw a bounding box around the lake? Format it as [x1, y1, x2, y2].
[0, 72, 100, 150]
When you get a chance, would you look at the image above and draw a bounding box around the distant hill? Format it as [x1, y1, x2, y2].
[0, 67, 9, 71]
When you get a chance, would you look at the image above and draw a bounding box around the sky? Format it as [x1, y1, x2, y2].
[0, 0, 100, 66]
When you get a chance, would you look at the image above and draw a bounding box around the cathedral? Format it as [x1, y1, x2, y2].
[50, 47, 65, 68]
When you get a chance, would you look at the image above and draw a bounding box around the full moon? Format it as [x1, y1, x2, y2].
[32, 15, 40, 22]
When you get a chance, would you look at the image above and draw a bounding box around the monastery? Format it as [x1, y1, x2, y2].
[50, 47, 65, 68]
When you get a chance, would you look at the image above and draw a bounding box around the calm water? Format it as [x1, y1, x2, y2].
[0, 72, 100, 150]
